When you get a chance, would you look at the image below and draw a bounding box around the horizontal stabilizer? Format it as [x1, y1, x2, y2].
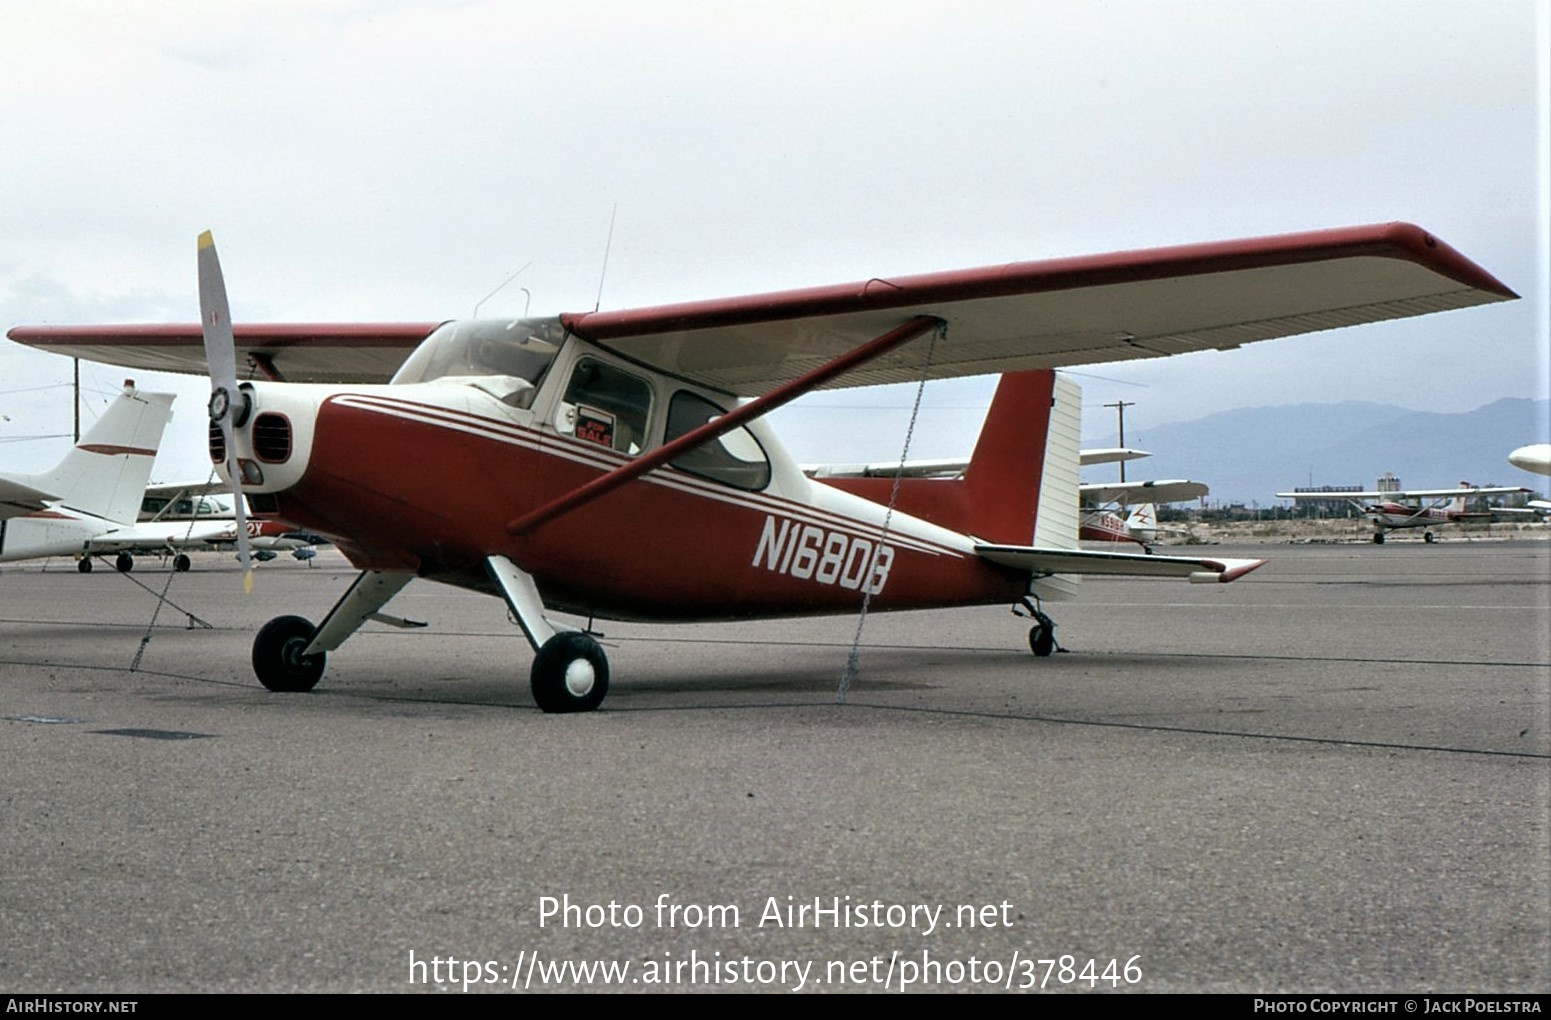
[1079, 447, 1151, 466]
[1, 478, 61, 520]
[975, 543, 1265, 583]
[1081, 479, 1209, 505]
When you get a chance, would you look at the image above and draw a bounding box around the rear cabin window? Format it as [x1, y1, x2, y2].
[557, 357, 653, 455]
[665, 391, 772, 491]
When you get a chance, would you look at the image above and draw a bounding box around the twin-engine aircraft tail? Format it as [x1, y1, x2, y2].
[14, 385, 175, 524]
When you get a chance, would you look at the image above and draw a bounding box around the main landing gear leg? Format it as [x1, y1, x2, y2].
[1015, 595, 1063, 657]
[251, 571, 420, 692]
[485, 554, 608, 714]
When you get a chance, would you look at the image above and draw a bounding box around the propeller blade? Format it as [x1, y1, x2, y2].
[197, 231, 253, 590]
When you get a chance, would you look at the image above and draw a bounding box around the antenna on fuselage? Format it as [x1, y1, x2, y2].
[594, 203, 618, 312]
[473, 261, 533, 318]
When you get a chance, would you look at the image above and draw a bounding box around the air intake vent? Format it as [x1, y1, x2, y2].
[208, 421, 225, 464]
[251, 413, 292, 463]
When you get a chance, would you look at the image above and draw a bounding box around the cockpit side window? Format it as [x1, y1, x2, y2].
[664, 391, 772, 491]
[555, 357, 653, 456]
[391, 319, 562, 401]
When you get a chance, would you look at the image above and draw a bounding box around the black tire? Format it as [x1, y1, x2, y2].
[115, 552, 134, 573]
[1373, 532, 1386, 545]
[530, 632, 609, 713]
[1423, 532, 1435, 544]
[252, 615, 326, 692]
[77, 557, 93, 574]
[174, 554, 191, 572]
[1029, 622, 1055, 657]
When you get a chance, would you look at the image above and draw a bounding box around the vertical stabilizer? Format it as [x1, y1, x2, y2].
[19, 386, 175, 524]
[816, 370, 1058, 544]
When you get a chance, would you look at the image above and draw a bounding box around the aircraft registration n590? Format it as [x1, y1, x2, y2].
[8, 223, 1517, 711]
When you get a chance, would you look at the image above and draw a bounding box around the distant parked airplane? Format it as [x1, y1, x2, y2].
[1277, 482, 1531, 543]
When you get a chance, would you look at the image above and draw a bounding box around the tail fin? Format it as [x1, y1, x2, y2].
[1124, 502, 1159, 538]
[816, 369, 1073, 546]
[16, 385, 175, 524]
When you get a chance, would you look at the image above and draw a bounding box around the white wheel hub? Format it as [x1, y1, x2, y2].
[563, 659, 596, 697]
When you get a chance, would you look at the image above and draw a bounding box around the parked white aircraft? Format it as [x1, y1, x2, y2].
[1, 383, 175, 568]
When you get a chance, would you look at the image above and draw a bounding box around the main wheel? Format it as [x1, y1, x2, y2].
[115, 552, 134, 572]
[77, 557, 93, 574]
[252, 615, 326, 692]
[1028, 621, 1056, 657]
[1423, 531, 1435, 543]
[530, 632, 609, 713]
[1373, 532, 1386, 545]
[174, 553, 191, 572]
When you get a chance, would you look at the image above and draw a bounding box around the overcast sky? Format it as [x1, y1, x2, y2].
[1, 0, 1546, 482]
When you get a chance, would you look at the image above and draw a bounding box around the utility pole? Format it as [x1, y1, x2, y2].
[73, 358, 80, 443]
[1103, 399, 1135, 481]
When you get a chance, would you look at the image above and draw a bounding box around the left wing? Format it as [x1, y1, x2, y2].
[976, 544, 1265, 583]
[7, 223, 1514, 393]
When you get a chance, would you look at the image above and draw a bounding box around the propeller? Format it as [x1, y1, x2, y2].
[197, 231, 254, 593]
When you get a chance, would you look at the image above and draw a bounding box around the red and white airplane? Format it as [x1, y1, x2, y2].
[7, 223, 1516, 711]
[1277, 481, 1533, 543]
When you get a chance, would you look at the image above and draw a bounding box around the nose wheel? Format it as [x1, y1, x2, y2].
[252, 615, 327, 692]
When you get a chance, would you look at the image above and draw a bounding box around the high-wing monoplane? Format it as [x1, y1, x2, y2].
[7, 223, 1516, 710]
[1277, 481, 1533, 543]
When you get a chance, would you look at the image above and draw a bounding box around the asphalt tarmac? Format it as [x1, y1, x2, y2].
[2, 539, 1547, 994]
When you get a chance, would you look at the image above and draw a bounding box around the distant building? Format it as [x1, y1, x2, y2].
[1289, 485, 1363, 514]
[1376, 472, 1402, 493]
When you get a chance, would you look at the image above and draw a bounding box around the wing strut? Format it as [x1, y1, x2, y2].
[505, 315, 944, 536]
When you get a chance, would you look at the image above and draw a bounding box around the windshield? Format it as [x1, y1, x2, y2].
[391, 318, 565, 387]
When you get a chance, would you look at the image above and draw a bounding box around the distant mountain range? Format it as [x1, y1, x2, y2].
[1083, 397, 1551, 507]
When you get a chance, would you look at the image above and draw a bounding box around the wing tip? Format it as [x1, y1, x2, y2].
[1214, 558, 1268, 583]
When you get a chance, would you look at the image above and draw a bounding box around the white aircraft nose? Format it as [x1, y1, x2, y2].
[1508, 444, 1551, 477]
